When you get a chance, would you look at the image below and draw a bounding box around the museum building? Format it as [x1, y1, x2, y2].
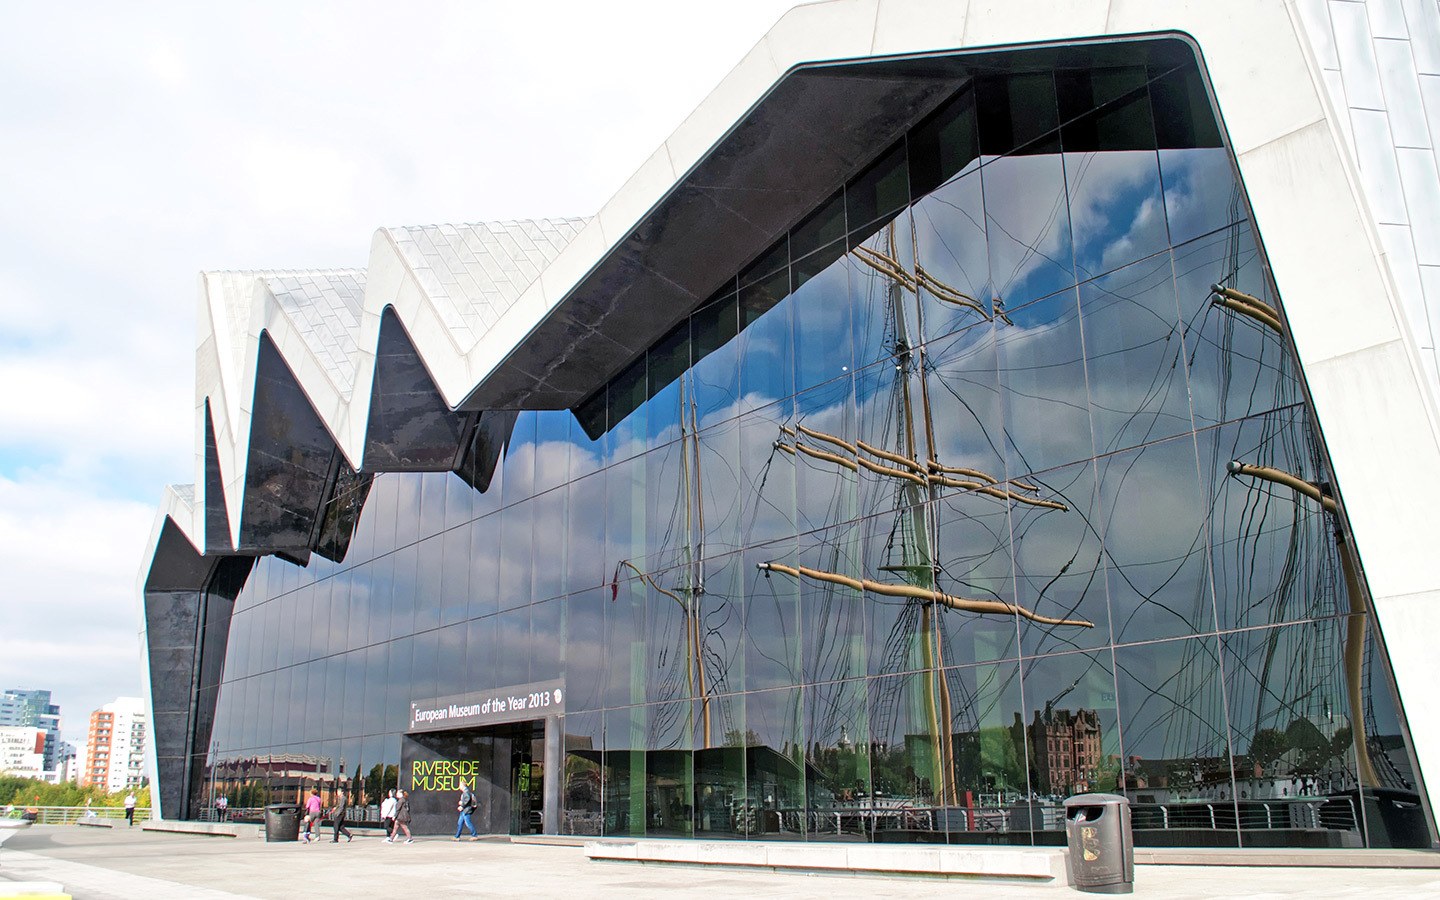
[140, 1, 1440, 850]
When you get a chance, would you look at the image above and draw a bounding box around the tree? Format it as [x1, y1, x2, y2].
[1248, 728, 1288, 771]
[0, 776, 150, 809]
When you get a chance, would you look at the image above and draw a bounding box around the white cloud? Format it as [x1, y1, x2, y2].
[0, 474, 155, 744]
[0, 0, 800, 748]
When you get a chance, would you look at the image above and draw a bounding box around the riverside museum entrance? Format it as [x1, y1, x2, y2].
[401, 680, 564, 835]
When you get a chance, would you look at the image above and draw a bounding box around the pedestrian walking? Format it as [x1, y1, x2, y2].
[301, 788, 323, 843]
[390, 790, 413, 843]
[380, 789, 397, 840]
[453, 781, 479, 840]
[123, 792, 136, 827]
[216, 794, 228, 822]
[330, 786, 353, 843]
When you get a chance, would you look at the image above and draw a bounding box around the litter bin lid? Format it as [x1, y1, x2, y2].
[1063, 793, 1129, 807]
[265, 803, 298, 811]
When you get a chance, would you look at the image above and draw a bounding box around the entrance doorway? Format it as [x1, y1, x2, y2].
[504, 720, 544, 835]
[401, 719, 546, 836]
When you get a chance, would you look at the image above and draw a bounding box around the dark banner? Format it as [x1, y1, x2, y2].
[408, 679, 565, 734]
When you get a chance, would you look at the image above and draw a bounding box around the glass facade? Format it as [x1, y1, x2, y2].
[193, 54, 1431, 849]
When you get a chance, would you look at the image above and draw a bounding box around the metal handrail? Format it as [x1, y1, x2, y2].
[3, 806, 152, 825]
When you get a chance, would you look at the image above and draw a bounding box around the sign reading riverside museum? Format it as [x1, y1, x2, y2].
[408, 679, 565, 733]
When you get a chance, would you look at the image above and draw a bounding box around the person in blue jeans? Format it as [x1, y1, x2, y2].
[454, 781, 479, 840]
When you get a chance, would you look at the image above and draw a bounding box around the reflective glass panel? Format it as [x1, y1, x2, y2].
[1115, 636, 1237, 846]
[1019, 650, 1121, 841]
[1096, 434, 1215, 643]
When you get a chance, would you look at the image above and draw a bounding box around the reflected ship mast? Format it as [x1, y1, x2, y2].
[613, 379, 715, 749]
[760, 221, 1090, 807]
[1212, 282, 1380, 788]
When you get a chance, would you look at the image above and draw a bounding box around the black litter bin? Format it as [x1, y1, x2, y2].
[1064, 794, 1134, 894]
[264, 804, 300, 843]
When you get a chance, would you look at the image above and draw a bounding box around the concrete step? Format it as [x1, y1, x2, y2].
[585, 839, 1070, 885]
[1135, 847, 1440, 868]
[141, 821, 259, 839]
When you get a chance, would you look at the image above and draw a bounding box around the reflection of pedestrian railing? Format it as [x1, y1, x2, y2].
[4, 806, 152, 825]
[796, 796, 1362, 838]
[196, 807, 260, 823]
[196, 805, 386, 826]
[1132, 797, 1355, 834]
[797, 803, 939, 837]
[562, 810, 603, 835]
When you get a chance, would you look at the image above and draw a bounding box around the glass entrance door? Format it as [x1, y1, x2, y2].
[508, 722, 544, 834]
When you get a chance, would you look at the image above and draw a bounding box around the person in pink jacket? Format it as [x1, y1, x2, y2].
[301, 788, 323, 844]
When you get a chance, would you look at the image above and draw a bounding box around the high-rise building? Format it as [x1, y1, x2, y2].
[0, 727, 46, 779]
[138, 0, 1440, 855]
[54, 741, 78, 784]
[0, 689, 61, 773]
[82, 698, 147, 793]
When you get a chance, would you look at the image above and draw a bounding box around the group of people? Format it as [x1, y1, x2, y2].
[378, 789, 414, 843]
[299, 786, 355, 844]
[292, 781, 480, 844]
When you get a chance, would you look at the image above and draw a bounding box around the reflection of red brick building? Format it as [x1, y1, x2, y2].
[1027, 705, 1101, 795]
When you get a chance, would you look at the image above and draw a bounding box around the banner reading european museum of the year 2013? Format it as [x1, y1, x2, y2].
[407, 678, 566, 734]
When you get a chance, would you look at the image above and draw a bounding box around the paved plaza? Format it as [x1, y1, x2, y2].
[1, 827, 1439, 899]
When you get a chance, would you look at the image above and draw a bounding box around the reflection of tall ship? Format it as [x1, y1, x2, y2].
[608, 212, 1098, 835]
[604, 154, 1423, 846]
[759, 219, 1091, 816]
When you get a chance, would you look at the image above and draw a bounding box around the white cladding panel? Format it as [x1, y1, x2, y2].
[1294, 0, 1440, 400]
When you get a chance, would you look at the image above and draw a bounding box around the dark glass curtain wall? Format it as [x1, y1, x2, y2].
[191, 53, 1431, 850]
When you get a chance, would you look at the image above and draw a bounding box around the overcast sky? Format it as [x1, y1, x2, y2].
[0, 0, 800, 748]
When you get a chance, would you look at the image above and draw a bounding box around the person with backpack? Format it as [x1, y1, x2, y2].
[389, 790, 413, 843]
[454, 781, 479, 841]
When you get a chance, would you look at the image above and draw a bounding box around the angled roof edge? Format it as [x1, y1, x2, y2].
[151, 0, 1420, 555]
[155, 0, 1406, 556]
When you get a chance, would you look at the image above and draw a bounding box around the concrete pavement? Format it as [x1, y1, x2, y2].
[2, 826, 1439, 899]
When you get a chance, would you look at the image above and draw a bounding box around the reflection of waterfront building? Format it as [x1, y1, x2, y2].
[1025, 707, 1102, 797]
[210, 752, 336, 809]
[139, 1, 1440, 854]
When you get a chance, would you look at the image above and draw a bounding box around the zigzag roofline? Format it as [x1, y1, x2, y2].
[142, 0, 1432, 620]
